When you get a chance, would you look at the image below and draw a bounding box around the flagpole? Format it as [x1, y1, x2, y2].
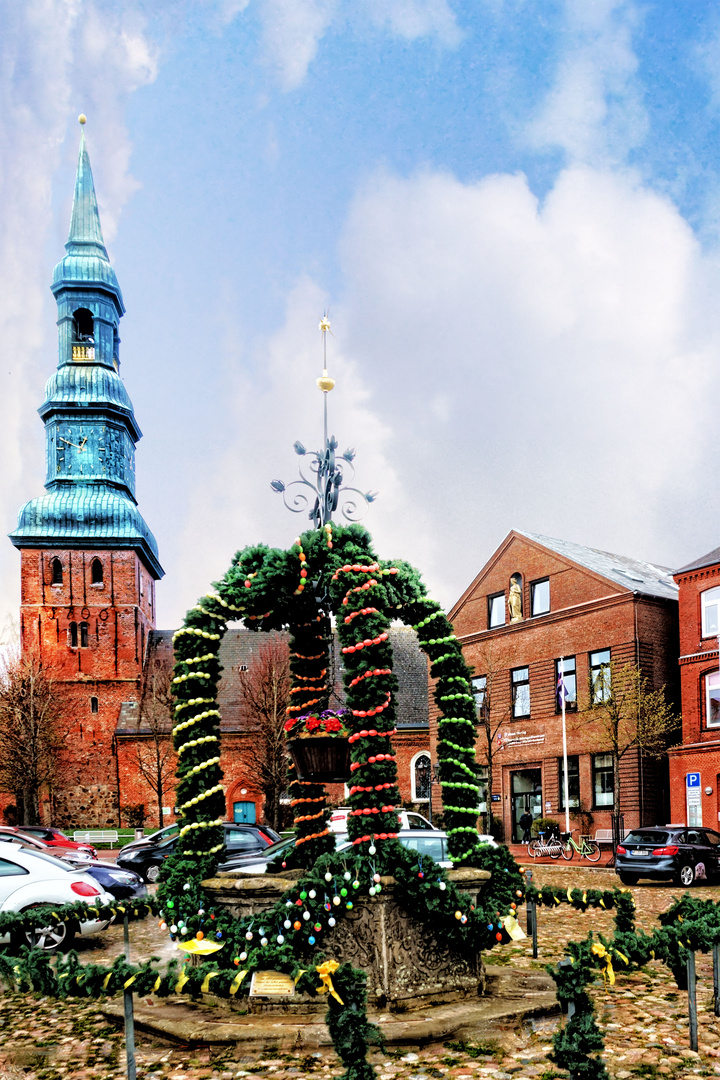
[560, 657, 570, 835]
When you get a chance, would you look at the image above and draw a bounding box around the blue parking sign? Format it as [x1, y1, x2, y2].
[687, 772, 701, 788]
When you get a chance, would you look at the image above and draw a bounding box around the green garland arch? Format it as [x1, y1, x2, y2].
[164, 521, 485, 878]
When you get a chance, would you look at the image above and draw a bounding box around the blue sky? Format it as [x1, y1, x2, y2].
[3, 0, 720, 633]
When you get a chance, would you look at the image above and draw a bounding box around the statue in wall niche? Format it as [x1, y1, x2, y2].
[508, 574, 523, 622]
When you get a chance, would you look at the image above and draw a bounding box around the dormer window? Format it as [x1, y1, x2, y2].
[701, 586, 720, 638]
[91, 558, 103, 585]
[51, 558, 63, 586]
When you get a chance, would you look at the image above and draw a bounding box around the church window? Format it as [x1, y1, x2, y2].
[80, 622, 89, 648]
[51, 558, 63, 585]
[90, 697, 99, 714]
[69, 622, 78, 648]
[411, 753, 432, 802]
[91, 558, 103, 585]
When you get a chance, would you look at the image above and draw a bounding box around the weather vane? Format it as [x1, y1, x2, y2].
[271, 316, 377, 528]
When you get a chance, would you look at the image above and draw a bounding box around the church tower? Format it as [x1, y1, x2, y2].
[9, 119, 164, 826]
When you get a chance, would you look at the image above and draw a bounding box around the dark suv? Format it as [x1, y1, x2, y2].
[616, 826, 720, 886]
[117, 823, 280, 882]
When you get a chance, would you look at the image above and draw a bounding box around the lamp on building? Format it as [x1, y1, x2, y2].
[705, 786, 713, 796]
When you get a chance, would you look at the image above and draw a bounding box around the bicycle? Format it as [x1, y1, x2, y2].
[561, 831, 601, 862]
[528, 831, 563, 859]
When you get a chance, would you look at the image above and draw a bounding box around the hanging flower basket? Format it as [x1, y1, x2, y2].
[285, 710, 351, 783]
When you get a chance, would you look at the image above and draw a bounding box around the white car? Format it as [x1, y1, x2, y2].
[329, 808, 436, 833]
[0, 841, 114, 951]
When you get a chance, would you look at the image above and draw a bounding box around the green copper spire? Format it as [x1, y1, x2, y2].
[9, 115, 163, 580]
[66, 120, 108, 259]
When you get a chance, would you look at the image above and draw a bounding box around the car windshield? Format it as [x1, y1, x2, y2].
[624, 831, 669, 846]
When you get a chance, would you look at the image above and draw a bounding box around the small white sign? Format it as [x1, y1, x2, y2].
[162, 807, 171, 816]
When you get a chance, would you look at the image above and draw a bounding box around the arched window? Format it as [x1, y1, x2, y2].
[69, 622, 78, 648]
[80, 622, 89, 648]
[90, 697, 99, 714]
[411, 753, 432, 802]
[73, 308, 94, 342]
[91, 558, 103, 585]
[51, 558, 63, 585]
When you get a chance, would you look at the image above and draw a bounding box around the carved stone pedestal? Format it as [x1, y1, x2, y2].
[203, 867, 491, 1012]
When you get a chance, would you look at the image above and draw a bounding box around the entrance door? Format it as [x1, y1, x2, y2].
[511, 769, 542, 842]
[233, 800, 256, 824]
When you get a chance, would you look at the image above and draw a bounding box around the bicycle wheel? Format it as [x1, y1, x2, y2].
[583, 841, 601, 863]
[528, 840, 540, 858]
[561, 841, 574, 861]
[549, 839, 563, 859]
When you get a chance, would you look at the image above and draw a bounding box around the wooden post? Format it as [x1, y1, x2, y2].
[687, 950, 698, 1053]
[123, 914, 137, 1080]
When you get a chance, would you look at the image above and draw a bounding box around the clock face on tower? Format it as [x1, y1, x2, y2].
[52, 421, 136, 493]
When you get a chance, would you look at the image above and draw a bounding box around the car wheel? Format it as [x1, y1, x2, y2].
[22, 906, 75, 952]
[678, 864, 696, 887]
[146, 864, 161, 883]
[618, 873, 638, 886]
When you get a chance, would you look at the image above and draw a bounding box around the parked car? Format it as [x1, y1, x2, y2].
[17, 826, 96, 859]
[615, 826, 720, 886]
[328, 808, 436, 833]
[219, 826, 496, 876]
[0, 827, 92, 865]
[118, 823, 180, 854]
[0, 841, 114, 951]
[83, 861, 148, 901]
[117, 824, 281, 882]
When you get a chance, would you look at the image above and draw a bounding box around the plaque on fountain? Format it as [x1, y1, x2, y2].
[250, 970, 296, 997]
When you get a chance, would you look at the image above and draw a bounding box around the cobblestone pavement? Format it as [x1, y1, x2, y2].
[3, 867, 720, 1080]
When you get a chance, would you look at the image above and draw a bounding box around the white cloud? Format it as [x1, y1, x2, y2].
[0, 0, 157, 630]
[323, 163, 720, 608]
[257, 0, 339, 91]
[526, 0, 647, 166]
[362, 0, 462, 48]
[228, 0, 460, 92]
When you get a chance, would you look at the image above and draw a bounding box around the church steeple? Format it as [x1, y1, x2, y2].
[67, 122, 108, 259]
[10, 117, 162, 580]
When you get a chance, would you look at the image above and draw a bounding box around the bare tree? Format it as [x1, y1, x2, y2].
[0, 652, 65, 825]
[237, 637, 291, 832]
[130, 662, 176, 828]
[578, 659, 681, 812]
[471, 647, 513, 836]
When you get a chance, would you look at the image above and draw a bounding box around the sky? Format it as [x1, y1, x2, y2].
[2, 0, 720, 634]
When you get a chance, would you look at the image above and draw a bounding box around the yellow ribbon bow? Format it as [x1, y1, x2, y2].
[591, 942, 616, 986]
[201, 971, 219, 994]
[316, 960, 344, 1005]
[229, 969, 248, 996]
[175, 970, 190, 994]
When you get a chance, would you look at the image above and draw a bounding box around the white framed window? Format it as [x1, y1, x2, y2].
[702, 587, 720, 638]
[488, 593, 505, 628]
[472, 675, 487, 714]
[707, 671, 720, 728]
[411, 753, 431, 802]
[531, 578, 550, 616]
[511, 666, 530, 718]
[590, 648, 611, 703]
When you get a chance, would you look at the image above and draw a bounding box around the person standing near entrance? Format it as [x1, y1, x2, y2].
[519, 810, 533, 843]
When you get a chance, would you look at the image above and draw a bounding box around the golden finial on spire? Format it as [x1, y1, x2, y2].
[78, 114, 87, 125]
[317, 312, 335, 393]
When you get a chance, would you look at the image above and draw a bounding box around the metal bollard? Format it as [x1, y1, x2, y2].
[687, 950, 698, 1053]
[123, 914, 137, 1080]
[525, 869, 538, 959]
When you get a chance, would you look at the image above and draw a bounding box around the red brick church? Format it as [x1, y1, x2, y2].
[7, 125, 432, 830]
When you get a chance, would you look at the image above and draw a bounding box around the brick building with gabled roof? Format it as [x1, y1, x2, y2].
[116, 626, 430, 828]
[668, 546, 720, 828]
[437, 530, 679, 842]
